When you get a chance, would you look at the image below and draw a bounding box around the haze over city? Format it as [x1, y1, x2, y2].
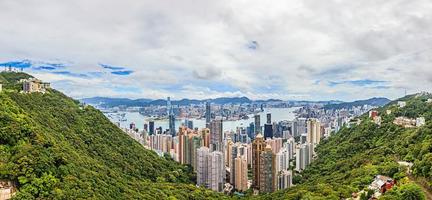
[1, 0, 432, 101]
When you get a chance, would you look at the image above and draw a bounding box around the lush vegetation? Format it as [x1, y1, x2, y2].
[256, 93, 432, 199]
[1, 72, 430, 199]
[0, 72, 226, 199]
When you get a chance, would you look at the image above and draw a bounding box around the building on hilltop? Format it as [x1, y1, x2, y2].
[393, 116, 425, 128]
[0, 180, 16, 200]
[22, 78, 50, 93]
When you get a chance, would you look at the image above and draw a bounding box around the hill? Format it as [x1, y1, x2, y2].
[80, 96, 281, 108]
[324, 97, 391, 110]
[0, 72, 226, 199]
[259, 94, 430, 199]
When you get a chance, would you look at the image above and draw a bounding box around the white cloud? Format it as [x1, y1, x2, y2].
[1, 0, 432, 101]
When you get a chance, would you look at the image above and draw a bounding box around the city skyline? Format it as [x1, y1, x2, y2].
[1, 0, 432, 101]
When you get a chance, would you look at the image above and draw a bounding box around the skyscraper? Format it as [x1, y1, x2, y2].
[200, 128, 210, 148]
[208, 151, 225, 192]
[229, 143, 240, 187]
[259, 145, 275, 193]
[167, 97, 176, 136]
[197, 146, 210, 187]
[248, 122, 255, 139]
[275, 147, 290, 174]
[205, 101, 211, 125]
[295, 143, 313, 171]
[276, 170, 292, 190]
[234, 155, 248, 192]
[210, 119, 223, 151]
[252, 134, 266, 189]
[307, 118, 321, 145]
[254, 114, 261, 135]
[149, 121, 155, 135]
[264, 124, 273, 139]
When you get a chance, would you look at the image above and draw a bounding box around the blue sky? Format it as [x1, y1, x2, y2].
[1, 0, 432, 101]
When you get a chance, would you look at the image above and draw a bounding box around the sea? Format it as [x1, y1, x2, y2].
[106, 107, 299, 132]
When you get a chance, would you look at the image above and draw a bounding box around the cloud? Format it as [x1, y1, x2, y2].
[0, 0, 431, 101]
[99, 63, 125, 70]
[111, 70, 134, 75]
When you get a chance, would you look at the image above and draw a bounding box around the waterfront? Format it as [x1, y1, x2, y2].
[106, 107, 299, 132]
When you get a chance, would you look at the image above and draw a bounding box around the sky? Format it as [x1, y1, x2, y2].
[1, 0, 432, 101]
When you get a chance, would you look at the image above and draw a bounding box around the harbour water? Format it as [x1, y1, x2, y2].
[107, 107, 299, 132]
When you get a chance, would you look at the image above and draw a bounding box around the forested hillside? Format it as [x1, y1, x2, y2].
[259, 94, 431, 199]
[0, 72, 430, 200]
[0, 72, 226, 199]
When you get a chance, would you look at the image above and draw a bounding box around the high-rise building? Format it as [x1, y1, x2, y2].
[248, 122, 255, 139]
[295, 143, 313, 171]
[307, 118, 321, 145]
[130, 122, 136, 130]
[252, 134, 266, 189]
[149, 121, 155, 135]
[296, 118, 307, 137]
[229, 143, 241, 186]
[254, 114, 261, 135]
[167, 97, 176, 136]
[259, 145, 275, 193]
[276, 170, 292, 190]
[197, 146, 210, 187]
[200, 128, 210, 148]
[208, 151, 225, 192]
[275, 147, 290, 174]
[143, 123, 148, 132]
[285, 138, 295, 159]
[210, 119, 223, 151]
[264, 124, 273, 139]
[205, 101, 211, 125]
[190, 135, 203, 171]
[169, 115, 176, 136]
[185, 119, 194, 129]
[234, 155, 248, 192]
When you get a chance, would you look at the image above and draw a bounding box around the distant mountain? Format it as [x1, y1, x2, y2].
[81, 97, 153, 107]
[324, 97, 391, 110]
[80, 96, 282, 107]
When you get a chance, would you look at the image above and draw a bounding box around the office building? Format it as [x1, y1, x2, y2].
[206, 101, 211, 125]
[254, 114, 261, 134]
[248, 122, 255, 139]
[167, 97, 176, 136]
[264, 124, 273, 139]
[149, 121, 155, 135]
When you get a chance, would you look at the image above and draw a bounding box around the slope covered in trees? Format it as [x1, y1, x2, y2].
[258, 94, 431, 199]
[0, 72, 430, 199]
[0, 72, 226, 199]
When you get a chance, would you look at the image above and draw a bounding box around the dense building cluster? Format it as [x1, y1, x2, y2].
[116, 97, 374, 194]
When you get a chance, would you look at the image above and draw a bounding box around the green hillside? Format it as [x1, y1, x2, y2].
[1, 72, 430, 200]
[0, 72, 226, 199]
[258, 94, 432, 200]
